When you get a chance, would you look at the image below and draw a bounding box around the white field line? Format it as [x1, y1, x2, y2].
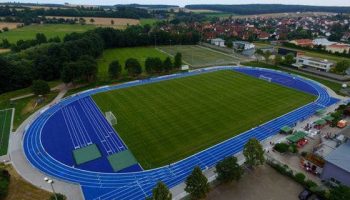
[155, 47, 192, 66]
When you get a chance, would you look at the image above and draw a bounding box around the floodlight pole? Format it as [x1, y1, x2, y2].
[44, 177, 58, 200]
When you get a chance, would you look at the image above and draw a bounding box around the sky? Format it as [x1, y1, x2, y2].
[8, 1, 350, 7]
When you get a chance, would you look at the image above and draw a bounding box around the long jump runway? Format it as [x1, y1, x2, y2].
[23, 66, 339, 200]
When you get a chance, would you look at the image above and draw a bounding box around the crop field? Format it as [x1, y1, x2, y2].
[97, 47, 170, 79]
[93, 70, 315, 169]
[0, 109, 13, 155]
[158, 45, 240, 68]
[0, 24, 96, 43]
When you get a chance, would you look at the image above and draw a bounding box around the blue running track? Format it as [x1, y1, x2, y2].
[23, 66, 339, 200]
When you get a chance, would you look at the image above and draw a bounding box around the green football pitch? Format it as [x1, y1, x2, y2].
[158, 45, 243, 68]
[93, 70, 315, 169]
[0, 109, 13, 156]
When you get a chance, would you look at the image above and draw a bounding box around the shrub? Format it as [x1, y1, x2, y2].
[32, 80, 50, 96]
[0, 168, 10, 199]
[294, 173, 306, 184]
[274, 143, 289, 153]
[301, 151, 307, 157]
[49, 193, 66, 200]
[305, 180, 318, 189]
[289, 144, 298, 153]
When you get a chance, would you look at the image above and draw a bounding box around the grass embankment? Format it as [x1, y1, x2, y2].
[93, 70, 315, 169]
[2, 164, 51, 200]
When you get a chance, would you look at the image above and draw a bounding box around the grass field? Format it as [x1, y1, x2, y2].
[93, 70, 315, 169]
[97, 47, 170, 79]
[158, 45, 240, 68]
[0, 109, 13, 155]
[0, 24, 96, 43]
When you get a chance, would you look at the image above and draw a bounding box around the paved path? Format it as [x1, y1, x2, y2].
[8, 85, 84, 200]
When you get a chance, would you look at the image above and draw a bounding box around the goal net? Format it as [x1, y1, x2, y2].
[259, 75, 272, 82]
[105, 111, 117, 125]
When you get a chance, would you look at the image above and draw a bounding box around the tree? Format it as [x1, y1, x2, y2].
[329, 185, 350, 200]
[2, 27, 9, 32]
[0, 168, 10, 199]
[334, 60, 350, 74]
[108, 60, 122, 79]
[174, 52, 182, 69]
[36, 33, 47, 44]
[149, 181, 172, 200]
[185, 166, 210, 200]
[243, 138, 265, 168]
[32, 80, 50, 96]
[263, 51, 272, 63]
[283, 53, 295, 66]
[274, 54, 282, 66]
[111, 20, 114, 25]
[78, 55, 98, 82]
[61, 63, 78, 84]
[163, 57, 173, 72]
[215, 156, 243, 183]
[125, 58, 142, 76]
[90, 18, 95, 23]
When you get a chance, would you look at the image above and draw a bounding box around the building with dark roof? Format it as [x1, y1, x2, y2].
[321, 142, 350, 187]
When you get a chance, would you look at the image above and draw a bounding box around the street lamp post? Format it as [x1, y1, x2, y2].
[44, 177, 58, 200]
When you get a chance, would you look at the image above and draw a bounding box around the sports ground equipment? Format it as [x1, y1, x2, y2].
[23, 66, 339, 200]
[105, 111, 117, 125]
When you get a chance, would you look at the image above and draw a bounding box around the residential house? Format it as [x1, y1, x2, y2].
[210, 38, 225, 47]
[326, 43, 350, 54]
[290, 39, 314, 47]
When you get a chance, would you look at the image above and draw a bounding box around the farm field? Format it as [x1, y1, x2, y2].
[97, 47, 170, 79]
[0, 24, 96, 43]
[0, 109, 13, 155]
[93, 70, 315, 169]
[158, 45, 240, 68]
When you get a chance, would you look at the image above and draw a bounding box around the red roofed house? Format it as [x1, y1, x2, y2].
[258, 32, 270, 40]
[290, 39, 314, 47]
[326, 43, 350, 54]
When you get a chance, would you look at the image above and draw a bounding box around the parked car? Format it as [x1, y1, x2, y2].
[299, 189, 312, 200]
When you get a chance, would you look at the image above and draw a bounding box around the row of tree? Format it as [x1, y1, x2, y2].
[0, 6, 152, 25]
[0, 25, 200, 94]
[147, 138, 265, 200]
[108, 53, 182, 79]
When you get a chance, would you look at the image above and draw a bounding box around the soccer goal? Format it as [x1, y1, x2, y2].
[105, 111, 117, 125]
[259, 75, 272, 82]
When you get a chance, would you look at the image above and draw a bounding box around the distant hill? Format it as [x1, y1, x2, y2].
[185, 4, 350, 15]
[116, 4, 179, 10]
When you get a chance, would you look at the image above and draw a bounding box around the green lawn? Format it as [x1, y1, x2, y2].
[0, 24, 96, 43]
[0, 81, 60, 130]
[93, 70, 315, 169]
[0, 109, 13, 155]
[140, 18, 159, 26]
[158, 45, 239, 68]
[97, 47, 170, 80]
